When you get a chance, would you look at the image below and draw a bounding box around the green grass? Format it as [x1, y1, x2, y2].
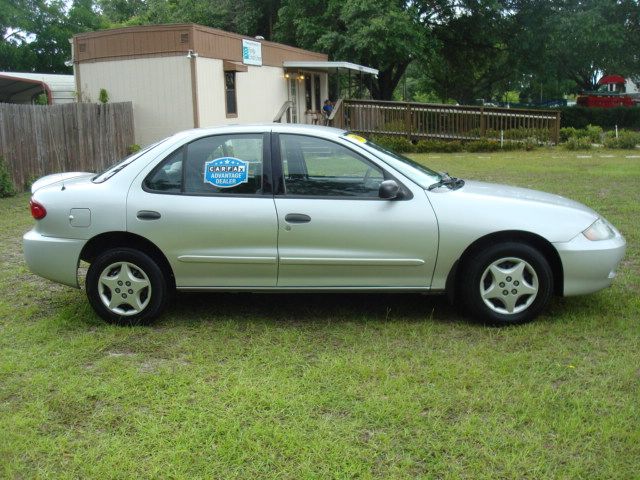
[1, 149, 639, 479]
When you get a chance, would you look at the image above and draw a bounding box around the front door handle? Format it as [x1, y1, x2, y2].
[285, 213, 311, 224]
[137, 210, 161, 220]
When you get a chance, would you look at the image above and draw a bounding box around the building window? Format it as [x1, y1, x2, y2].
[225, 72, 237, 116]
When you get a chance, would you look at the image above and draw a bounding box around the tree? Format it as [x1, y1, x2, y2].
[275, 0, 439, 100]
[509, 0, 640, 92]
[425, 0, 517, 103]
[0, 0, 106, 73]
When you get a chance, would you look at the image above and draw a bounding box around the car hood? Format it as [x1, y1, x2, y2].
[426, 180, 599, 243]
[460, 180, 596, 214]
[31, 172, 93, 193]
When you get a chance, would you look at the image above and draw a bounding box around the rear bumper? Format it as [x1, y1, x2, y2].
[554, 232, 626, 296]
[23, 229, 86, 288]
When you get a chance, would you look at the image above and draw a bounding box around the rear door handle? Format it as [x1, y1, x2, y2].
[137, 210, 161, 220]
[285, 213, 311, 224]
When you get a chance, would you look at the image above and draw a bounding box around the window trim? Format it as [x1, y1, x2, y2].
[142, 132, 272, 197]
[272, 133, 413, 201]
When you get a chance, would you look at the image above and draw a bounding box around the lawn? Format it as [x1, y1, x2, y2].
[1, 149, 638, 479]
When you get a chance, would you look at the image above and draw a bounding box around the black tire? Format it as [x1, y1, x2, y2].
[459, 242, 553, 325]
[86, 248, 169, 325]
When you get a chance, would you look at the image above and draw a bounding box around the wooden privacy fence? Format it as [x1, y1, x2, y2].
[332, 99, 561, 144]
[0, 102, 135, 191]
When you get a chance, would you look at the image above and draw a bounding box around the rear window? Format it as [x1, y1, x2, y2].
[92, 141, 164, 183]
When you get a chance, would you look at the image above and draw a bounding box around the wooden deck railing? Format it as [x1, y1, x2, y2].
[335, 99, 561, 144]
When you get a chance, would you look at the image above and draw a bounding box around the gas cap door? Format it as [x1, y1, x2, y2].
[69, 208, 91, 227]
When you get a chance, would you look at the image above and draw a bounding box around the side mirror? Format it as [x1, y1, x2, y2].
[379, 179, 400, 199]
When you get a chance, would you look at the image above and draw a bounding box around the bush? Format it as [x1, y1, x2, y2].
[470, 127, 551, 143]
[559, 106, 640, 130]
[415, 140, 463, 153]
[127, 144, 141, 154]
[99, 88, 109, 104]
[603, 130, 640, 149]
[560, 127, 578, 142]
[560, 124, 605, 144]
[585, 124, 604, 143]
[371, 135, 415, 153]
[465, 139, 501, 152]
[0, 156, 16, 198]
[564, 137, 592, 150]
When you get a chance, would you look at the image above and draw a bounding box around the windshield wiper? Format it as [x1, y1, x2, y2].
[427, 172, 465, 191]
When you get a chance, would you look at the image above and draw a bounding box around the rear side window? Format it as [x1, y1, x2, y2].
[144, 134, 265, 195]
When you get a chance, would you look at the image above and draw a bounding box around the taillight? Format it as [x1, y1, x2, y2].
[30, 198, 47, 220]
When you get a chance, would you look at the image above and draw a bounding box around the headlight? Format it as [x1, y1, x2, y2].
[583, 218, 615, 241]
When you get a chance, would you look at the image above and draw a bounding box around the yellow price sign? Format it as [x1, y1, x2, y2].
[345, 133, 367, 143]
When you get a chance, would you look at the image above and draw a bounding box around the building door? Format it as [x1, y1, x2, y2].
[288, 79, 299, 123]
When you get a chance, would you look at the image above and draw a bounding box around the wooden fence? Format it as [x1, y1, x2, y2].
[332, 99, 561, 144]
[0, 102, 135, 191]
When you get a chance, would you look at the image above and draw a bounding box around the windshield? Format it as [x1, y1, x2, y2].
[92, 141, 164, 183]
[341, 133, 441, 188]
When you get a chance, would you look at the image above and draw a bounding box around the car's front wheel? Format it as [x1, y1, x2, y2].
[86, 248, 168, 325]
[460, 242, 553, 325]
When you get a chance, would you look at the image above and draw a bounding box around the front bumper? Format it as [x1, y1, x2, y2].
[554, 232, 626, 296]
[23, 229, 86, 288]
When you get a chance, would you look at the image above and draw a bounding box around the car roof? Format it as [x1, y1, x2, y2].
[172, 123, 348, 140]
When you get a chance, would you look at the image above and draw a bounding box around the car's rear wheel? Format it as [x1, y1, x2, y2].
[459, 242, 553, 325]
[86, 248, 168, 325]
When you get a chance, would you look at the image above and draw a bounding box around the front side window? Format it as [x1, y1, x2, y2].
[279, 134, 384, 197]
[145, 134, 264, 195]
[225, 72, 237, 116]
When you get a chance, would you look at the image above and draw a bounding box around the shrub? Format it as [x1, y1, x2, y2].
[0, 156, 16, 198]
[465, 139, 501, 152]
[33, 93, 48, 105]
[603, 130, 640, 149]
[585, 124, 604, 143]
[503, 128, 550, 142]
[560, 127, 578, 142]
[564, 137, 592, 150]
[559, 106, 640, 130]
[127, 144, 142, 154]
[371, 135, 415, 153]
[99, 88, 109, 104]
[522, 137, 539, 151]
[415, 140, 463, 153]
[381, 120, 406, 133]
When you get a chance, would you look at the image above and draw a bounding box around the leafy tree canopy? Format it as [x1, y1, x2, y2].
[1, 0, 638, 102]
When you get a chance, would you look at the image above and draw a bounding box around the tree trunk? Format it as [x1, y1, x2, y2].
[370, 62, 410, 100]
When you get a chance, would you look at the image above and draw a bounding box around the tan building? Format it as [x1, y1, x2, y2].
[72, 24, 377, 146]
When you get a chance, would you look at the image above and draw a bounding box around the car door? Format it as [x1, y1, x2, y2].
[127, 132, 278, 288]
[273, 133, 439, 288]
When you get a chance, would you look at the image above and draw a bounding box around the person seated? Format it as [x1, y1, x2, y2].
[322, 99, 333, 124]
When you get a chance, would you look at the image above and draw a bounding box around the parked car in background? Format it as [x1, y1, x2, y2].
[24, 124, 626, 325]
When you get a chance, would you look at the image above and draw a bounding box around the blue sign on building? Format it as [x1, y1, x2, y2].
[204, 157, 249, 188]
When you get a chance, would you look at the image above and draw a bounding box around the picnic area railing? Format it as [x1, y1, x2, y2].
[333, 99, 561, 144]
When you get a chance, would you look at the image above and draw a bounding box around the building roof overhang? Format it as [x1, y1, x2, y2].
[283, 61, 378, 77]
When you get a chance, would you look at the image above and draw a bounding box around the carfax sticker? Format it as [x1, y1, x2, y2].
[204, 157, 249, 188]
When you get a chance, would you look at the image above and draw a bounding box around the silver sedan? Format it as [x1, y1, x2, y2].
[23, 124, 626, 325]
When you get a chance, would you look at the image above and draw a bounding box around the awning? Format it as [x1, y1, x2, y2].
[598, 74, 626, 85]
[223, 60, 248, 72]
[0, 72, 75, 104]
[283, 61, 378, 77]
